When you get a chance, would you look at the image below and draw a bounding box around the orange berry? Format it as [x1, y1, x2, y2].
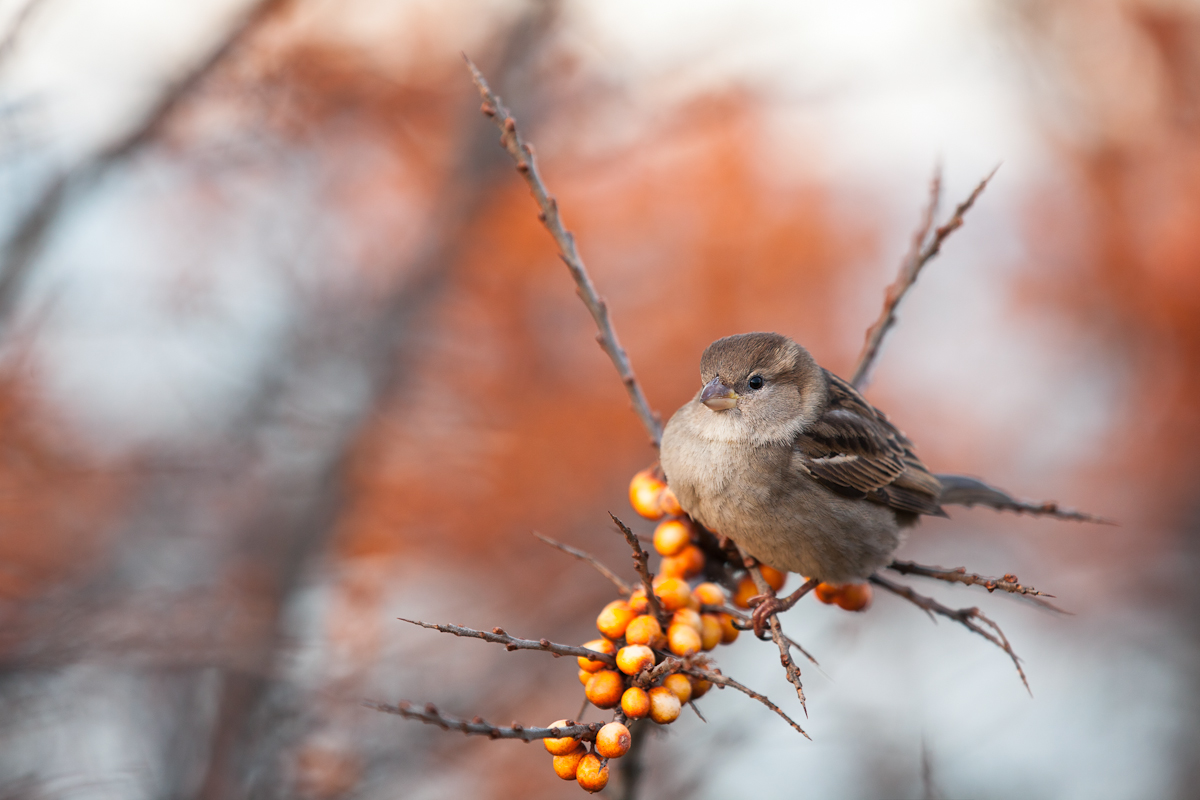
[699, 613, 722, 650]
[814, 582, 840, 605]
[648, 685, 681, 724]
[653, 519, 691, 557]
[654, 577, 692, 611]
[624, 615, 662, 647]
[834, 582, 873, 612]
[576, 753, 609, 793]
[585, 670, 624, 709]
[659, 486, 684, 516]
[759, 564, 787, 592]
[544, 720, 580, 755]
[629, 467, 666, 520]
[689, 676, 712, 699]
[663, 673, 692, 704]
[693, 582, 726, 607]
[616, 644, 656, 676]
[672, 608, 703, 633]
[718, 612, 740, 644]
[596, 721, 632, 759]
[667, 623, 702, 657]
[552, 748, 585, 780]
[662, 544, 705, 579]
[621, 686, 650, 719]
[628, 588, 649, 614]
[578, 669, 592, 686]
[577, 639, 616, 673]
[732, 574, 758, 609]
[596, 600, 636, 639]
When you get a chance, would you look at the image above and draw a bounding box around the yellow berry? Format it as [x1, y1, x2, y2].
[578, 669, 592, 686]
[623, 615, 662, 647]
[690, 676, 713, 699]
[596, 721, 632, 759]
[699, 613, 722, 651]
[667, 623, 702, 657]
[616, 644, 656, 676]
[576, 753, 609, 793]
[814, 582, 839, 604]
[584, 670, 624, 709]
[628, 588, 649, 614]
[596, 600, 636, 640]
[718, 612, 740, 644]
[653, 519, 692, 557]
[732, 574, 758, 609]
[835, 582, 873, 612]
[759, 564, 787, 592]
[629, 468, 666, 520]
[648, 685, 681, 724]
[672, 608, 702, 633]
[659, 486, 684, 516]
[693, 582, 726, 607]
[552, 748, 585, 780]
[621, 686, 650, 719]
[663, 673, 692, 704]
[654, 577, 692, 611]
[577, 638, 616, 673]
[543, 720, 580, 755]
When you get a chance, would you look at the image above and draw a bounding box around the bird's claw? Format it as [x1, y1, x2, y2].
[748, 593, 784, 638]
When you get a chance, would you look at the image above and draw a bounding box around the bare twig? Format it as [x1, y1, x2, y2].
[0, 0, 48, 70]
[534, 531, 631, 595]
[684, 666, 809, 739]
[936, 473, 1114, 525]
[888, 559, 1065, 612]
[869, 573, 1029, 693]
[852, 165, 998, 390]
[466, 57, 662, 447]
[738, 548, 807, 714]
[610, 513, 662, 620]
[704, 604, 820, 666]
[399, 618, 617, 667]
[364, 700, 603, 742]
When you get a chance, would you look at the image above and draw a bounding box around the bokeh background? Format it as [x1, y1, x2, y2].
[0, 0, 1197, 797]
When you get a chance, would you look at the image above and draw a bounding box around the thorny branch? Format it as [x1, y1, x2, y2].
[364, 701, 602, 742]
[684, 665, 809, 740]
[869, 572, 1029, 693]
[852, 165, 998, 390]
[465, 56, 663, 447]
[399, 618, 618, 667]
[534, 531, 632, 595]
[707, 604, 820, 666]
[610, 513, 663, 621]
[738, 547, 808, 714]
[888, 559, 1065, 612]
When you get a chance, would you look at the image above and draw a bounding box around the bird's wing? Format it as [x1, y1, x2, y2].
[793, 371, 945, 517]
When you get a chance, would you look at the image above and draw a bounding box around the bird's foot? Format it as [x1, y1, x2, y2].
[747, 577, 820, 638]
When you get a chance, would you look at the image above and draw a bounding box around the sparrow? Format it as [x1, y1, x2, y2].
[659, 331, 946, 633]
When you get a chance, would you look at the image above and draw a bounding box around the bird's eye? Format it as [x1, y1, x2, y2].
[748, 375, 764, 390]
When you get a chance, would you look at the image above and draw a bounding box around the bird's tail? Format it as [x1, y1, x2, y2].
[934, 473, 1114, 525]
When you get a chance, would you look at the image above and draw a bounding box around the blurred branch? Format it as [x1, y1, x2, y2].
[869, 572, 1029, 693]
[683, 665, 809, 739]
[534, 531, 632, 595]
[399, 618, 618, 666]
[888, 559, 1065, 612]
[466, 56, 663, 448]
[0, 0, 292, 335]
[610, 513, 662, 620]
[936, 473, 1114, 524]
[852, 165, 998, 390]
[364, 701, 602, 742]
[0, 0, 49, 69]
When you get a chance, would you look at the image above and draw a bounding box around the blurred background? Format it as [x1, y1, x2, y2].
[0, 0, 1196, 797]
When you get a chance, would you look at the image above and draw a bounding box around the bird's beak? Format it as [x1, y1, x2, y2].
[700, 376, 739, 411]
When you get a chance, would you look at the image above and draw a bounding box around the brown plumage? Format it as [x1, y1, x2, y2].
[660, 332, 943, 584]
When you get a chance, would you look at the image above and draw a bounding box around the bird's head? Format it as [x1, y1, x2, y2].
[696, 332, 827, 444]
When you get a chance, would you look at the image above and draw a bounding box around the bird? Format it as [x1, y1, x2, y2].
[659, 331, 950, 635]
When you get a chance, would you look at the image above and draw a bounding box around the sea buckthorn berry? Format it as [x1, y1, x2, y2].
[732, 574, 758, 609]
[654, 577, 692, 611]
[672, 608, 703, 633]
[693, 582, 726, 607]
[663, 544, 705, 579]
[596, 721, 632, 759]
[621, 686, 650, 719]
[663, 673, 693, 704]
[699, 613, 722, 650]
[814, 582, 839, 605]
[552, 748, 585, 780]
[585, 670, 625, 709]
[659, 486, 684, 516]
[667, 623, 702, 657]
[834, 582, 873, 612]
[759, 564, 787, 592]
[624, 615, 662, 647]
[628, 588, 649, 614]
[629, 468, 666, 520]
[653, 519, 691, 557]
[616, 644, 655, 675]
[544, 720, 580, 755]
[578, 669, 592, 686]
[596, 600, 636, 639]
[718, 612, 740, 644]
[648, 685, 681, 724]
[690, 676, 712, 698]
[577, 639, 616, 672]
[576, 753, 609, 793]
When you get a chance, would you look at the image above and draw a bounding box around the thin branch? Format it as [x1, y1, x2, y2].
[684, 666, 809, 740]
[0, 0, 48, 70]
[705, 604, 820, 666]
[888, 559, 1065, 612]
[852, 165, 999, 390]
[534, 531, 631, 595]
[869, 573, 1029, 693]
[610, 513, 662, 621]
[364, 700, 602, 742]
[465, 56, 662, 447]
[738, 548, 807, 714]
[399, 618, 617, 667]
[935, 473, 1114, 525]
